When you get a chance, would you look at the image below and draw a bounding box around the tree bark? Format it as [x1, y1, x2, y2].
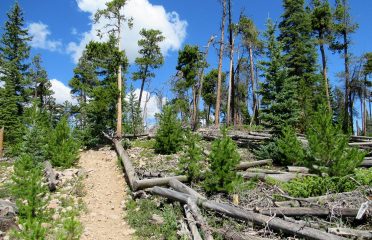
[227, 0, 234, 126]
[149, 187, 347, 240]
[236, 159, 273, 170]
[0, 127, 3, 158]
[116, 19, 123, 138]
[249, 46, 258, 126]
[215, 0, 226, 126]
[327, 228, 372, 239]
[135, 175, 188, 190]
[258, 207, 360, 218]
[319, 32, 331, 111]
[184, 204, 203, 240]
[44, 161, 57, 192]
[343, 30, 352, 133]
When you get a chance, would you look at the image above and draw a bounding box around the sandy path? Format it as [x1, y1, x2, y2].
[79, 148, 133, 240]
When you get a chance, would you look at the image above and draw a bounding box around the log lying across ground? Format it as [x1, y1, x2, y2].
[327, 228, 372, 239]
[149, 187, 346, 240]
[239, 172, 315, 182]
[44, 161, 57, 191]
[104, 132, 188, 191]
[236, 159, 273, 170]
[258, 207, 361, 217]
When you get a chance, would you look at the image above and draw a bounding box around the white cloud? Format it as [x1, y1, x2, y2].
[50, 79, 76, 104]
[0, 81, 4, 88]
[68, 0, 187, 63]
[28, 22, 62, 52]
[125, 88, 166, 122]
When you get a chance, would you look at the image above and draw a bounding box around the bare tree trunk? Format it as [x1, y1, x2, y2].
[319, 33, 331, 111]
[343, 32, 351, 133]
[227, 0, 234, 126]
[215, 0, 226, 126]
[116, 20, 123, 138]
[249, 46, 257, 126]
[0, 127, 4, 158]
[194, 36, 214, 131]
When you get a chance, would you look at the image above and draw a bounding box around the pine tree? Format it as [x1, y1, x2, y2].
[178, 130, 203, 182]
[311, 0, 333, 110]
[125, 84, 143, 135]
[259, 19, 300, 131]
[175, 45, 206, 128]
[0, 2, 31, 145]
[46, 116, 80, 168]
[11, 154, 47, 239]
[331, 0, 358, 132]
[279, 0, 319, 129]
[306, 105, 365, 176]
[204, 128, 241, 194]
[133, 29, 165, 108]
[29, 55, 54, 109]
[154, 105, 183, 154]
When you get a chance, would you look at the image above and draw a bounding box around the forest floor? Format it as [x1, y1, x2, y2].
[78, 147, 134, 240]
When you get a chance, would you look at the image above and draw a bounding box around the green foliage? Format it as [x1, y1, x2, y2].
[56, 210, 83, 240]
[154, 105, 184, 154]
[282, 169, 372, 198]
[46, 116, 80, 168]
[204, 129, 242, 194]
[306, 105, 365, 176]
[11, 154, 48, 239]
[178, 130, 203, 182]
[124, 84, 143, 135]
[258, 19, 300, 130]
[276, 126, 305, 165]
[279, 0, 319, 128]
[126, 198, 185, 240]
[254, 140, 281, 161]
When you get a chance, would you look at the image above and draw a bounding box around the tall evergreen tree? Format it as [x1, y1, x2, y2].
[330, 0, 358, 132]
[259, 19, 300, 130]
[279, 0, 319, 129]
[311, 0, 333, 110]
[94, 0, 133, 138]
[0, 2, 31, 144]
[175, 45, 206, 128]
[133, 29, 165, 108]
[29, 55, 53, 109]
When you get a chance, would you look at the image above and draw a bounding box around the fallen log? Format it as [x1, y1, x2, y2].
[287, 166, 310, 174]
[169, 179, 205, 200]
[327, 228, 372, 239]
[149, 187, 346, 240]
[44, 161, 57, 192]
[211, 228, 270, 240]
[236, 159, 273, 170]
[184, 204, 202, 240]
[239, 172, 313, 182]
[103, 132, 138, 191]
[258, 207, 360, 217]
[187, 198, 213, 240]
[360, 160, 372, 167]
[135, 176, 188, 190]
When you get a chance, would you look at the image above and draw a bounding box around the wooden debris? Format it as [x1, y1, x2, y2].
[327, 228, 372, 239]
[150, 187, 347, 240]
[135, 176, 188, 190]
[258, 207, 361, 217]
[236, 159, 273, 170]
[287, 166, 310, 174]
[184, 204, 203, 240]
[169, 179, 205, 200]
[44, 161, 57, 192]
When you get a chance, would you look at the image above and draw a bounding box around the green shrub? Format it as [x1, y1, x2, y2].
[306, 105, 365, 176]
[56, 210, 83, 240]
[154, 105, 183, 154]
[276, 125, 305, 166]
[204, 128, 242, 194]
[178, 130, 203, 182]
[11, 154, 48, 239]
[46, 116, 80, 168]
[282, 168, 372, 198]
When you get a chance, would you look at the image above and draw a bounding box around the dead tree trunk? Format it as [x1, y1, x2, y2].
[44, 161, 57, 192]
[215, 0, 227, 126]
[149, 187, 346, 240]
[0, 127, 3, 158]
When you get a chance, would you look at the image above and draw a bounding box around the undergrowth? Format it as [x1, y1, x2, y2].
[125, 198, 187, 240]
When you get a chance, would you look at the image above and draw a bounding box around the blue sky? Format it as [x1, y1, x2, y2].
[0, 0, 371, 122]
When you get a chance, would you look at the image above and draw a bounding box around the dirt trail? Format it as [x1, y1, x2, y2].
[79, 148, 133, 240]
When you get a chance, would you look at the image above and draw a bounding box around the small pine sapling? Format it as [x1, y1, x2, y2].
[306, 105, 365, 176]
[276, 125, 305, 166]
[11, 154, 48, 239]
[178, 130, 203, 182]
[154, 105, 183, 154]
[204, 128, 242, 194]
[47, 116, 80, 168]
